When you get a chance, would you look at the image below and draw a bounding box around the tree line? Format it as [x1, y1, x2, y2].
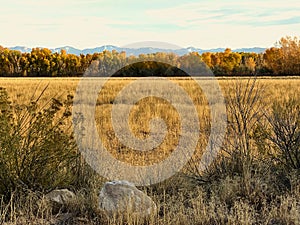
[0, 36, 299, 77]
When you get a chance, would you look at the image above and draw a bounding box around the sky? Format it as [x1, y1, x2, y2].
[1, 0, 300, 49]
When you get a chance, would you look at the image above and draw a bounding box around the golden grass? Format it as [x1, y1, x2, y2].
[1, 77, 298, 103]
[0, 77, 298, 165]
[0, 77, 299, 225]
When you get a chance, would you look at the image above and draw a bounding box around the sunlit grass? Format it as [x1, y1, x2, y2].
[0, 77, 299, 225]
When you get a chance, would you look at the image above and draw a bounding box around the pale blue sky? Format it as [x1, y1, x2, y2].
[1, 0, 300, 49]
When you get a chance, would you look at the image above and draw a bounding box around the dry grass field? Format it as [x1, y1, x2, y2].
[1, 77, 298, 163]
[0, 77, 299, 225]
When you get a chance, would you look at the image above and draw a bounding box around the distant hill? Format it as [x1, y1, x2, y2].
[9, 46, 32, 53]
[8, 45, 266, 56]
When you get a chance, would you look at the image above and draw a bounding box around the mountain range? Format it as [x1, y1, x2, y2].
[9, 45, 266, 56]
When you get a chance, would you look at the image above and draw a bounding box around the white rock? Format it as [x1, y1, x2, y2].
[98, 180, 157, 218]
[45, 189, 76, 207]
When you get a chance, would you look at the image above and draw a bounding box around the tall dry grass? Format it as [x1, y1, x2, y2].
[0, 77, 299, 224]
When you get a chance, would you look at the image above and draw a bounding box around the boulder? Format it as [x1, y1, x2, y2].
[45, 189, 76, 212]
[98, 180, 157, 218]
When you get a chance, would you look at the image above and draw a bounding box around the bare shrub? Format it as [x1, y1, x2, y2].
[224, 78, 264, 169]
[266, 97, 300, 170]
[197, 78, 265, 182]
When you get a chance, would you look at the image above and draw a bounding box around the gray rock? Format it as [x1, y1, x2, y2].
[98, 180, 157, 218]
[45, 189, 76, 212]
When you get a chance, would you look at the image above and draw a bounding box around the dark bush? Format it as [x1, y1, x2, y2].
[0, 87, 79, 198]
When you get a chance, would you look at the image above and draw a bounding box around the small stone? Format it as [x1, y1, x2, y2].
[45, 189, 76, 212]
[98, 180, 157, 218]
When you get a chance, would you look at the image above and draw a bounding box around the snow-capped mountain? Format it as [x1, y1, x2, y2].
[8, 45, 266, 55]
[9, 46, 32, 53]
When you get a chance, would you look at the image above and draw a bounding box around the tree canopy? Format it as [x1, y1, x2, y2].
[0, 36, 299, 77]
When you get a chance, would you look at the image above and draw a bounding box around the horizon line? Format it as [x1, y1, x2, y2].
[5, 44, 267, 51]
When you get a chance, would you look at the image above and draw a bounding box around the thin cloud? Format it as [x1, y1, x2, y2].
[0, 0, 299, 48]
[108, 23, 181, 31]
[147, 0, 300, 27]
